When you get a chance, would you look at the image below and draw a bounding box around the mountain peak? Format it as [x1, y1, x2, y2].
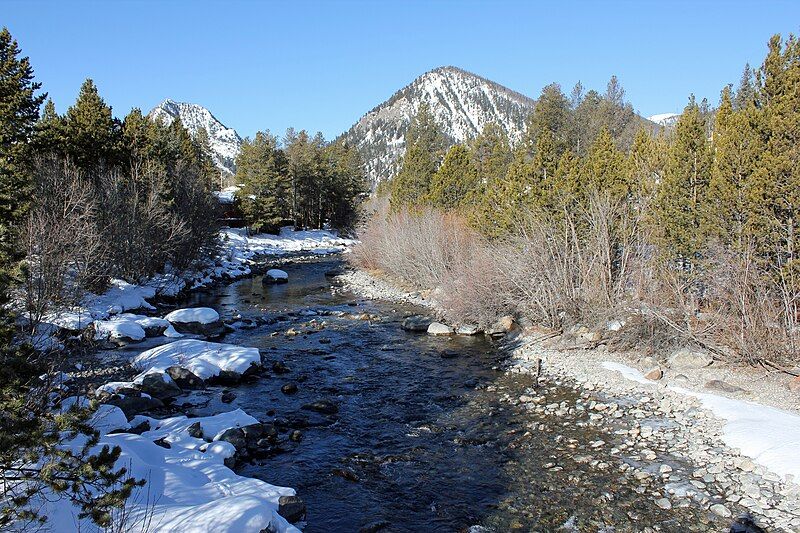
[148, 100, 242, 176]
[344, 67, 535, 186]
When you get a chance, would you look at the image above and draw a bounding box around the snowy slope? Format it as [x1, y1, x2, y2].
[648, 112, 680, 128]
[149, 99, 243, 176]
[342, 66, 536, 186]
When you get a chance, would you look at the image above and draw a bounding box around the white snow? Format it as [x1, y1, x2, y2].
[42, 407, 299, 533]
[132, 339, 261, 380]
[648, 113, 680, 127]
[164, 307, 220, 325]
[214, 185, 242, 204]
[94, 318, 147, 342]
[672, 386, 800, 483]
[601, 361, 655, 385]
[604, 361, 800, 483]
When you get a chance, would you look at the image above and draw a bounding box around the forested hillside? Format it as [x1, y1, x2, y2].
[359, 33, 800, 368]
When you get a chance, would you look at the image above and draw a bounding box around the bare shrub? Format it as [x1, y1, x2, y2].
[22, 156, 107, 329]
[352, 203, 480, 290]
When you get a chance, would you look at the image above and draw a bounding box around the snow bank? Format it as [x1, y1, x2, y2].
[132, 339, 261, 380]
[44, 408, 299, 532]
[601, 361, 655, 385]
[30, 227, 354, 344]
[673, 386, 800, 483]
[603, 361, 800, 483]
[213, 185, 242, 205]
[165, 307, 220, 325]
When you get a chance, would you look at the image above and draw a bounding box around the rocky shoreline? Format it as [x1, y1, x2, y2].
[337, 267, 800, 532]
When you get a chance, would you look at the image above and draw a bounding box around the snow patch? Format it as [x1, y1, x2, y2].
[132, 339, 261, 380]
[164, 307, 220, 325]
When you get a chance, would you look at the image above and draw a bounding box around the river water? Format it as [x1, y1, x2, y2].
[176, 257, 727, 532]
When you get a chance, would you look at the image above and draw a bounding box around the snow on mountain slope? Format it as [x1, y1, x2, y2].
[149, 99, 243, 176]
[342, 66, 536, 186]
[648, 112, 680, 128]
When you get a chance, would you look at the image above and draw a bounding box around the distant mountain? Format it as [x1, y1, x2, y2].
[647, 112, 680, 129]
[149, 99, 242, 176]
[342, 66, 536, 186]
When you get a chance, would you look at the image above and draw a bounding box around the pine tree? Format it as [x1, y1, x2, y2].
[705, 86, 763, 249]
[653, 97, 711, 264]
[323, 139, 367, 229]
[237, 131, 291, 233]
[582, 126, 628, 200]
[525, 83, 570, 154]
[428, 144, 479, 210]
[63, 78, 121, 171]
[470, 122, 512, 185]
[390, 103, 445, 208]
[33, 98, 65, 153]
[747, 34, 800, 271]
[734, 63, 757, 111]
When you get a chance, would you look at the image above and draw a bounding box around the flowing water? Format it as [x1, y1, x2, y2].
[176, 257, 728, 532]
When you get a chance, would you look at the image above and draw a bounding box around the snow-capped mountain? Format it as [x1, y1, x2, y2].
[647, 112, 680, 129]
[149, 99, 242, 176]
[343, 66, 536, 186]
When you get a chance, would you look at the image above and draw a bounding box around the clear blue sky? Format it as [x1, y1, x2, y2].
[5, 0, 799, 139]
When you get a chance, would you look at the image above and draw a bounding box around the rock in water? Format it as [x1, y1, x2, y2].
[164, 307, 225, 338]
[401, 315, 432, 332]
[667, 347, 713, 369]
[139, 372, 182, 400]
[456, 324, 480, 335]
[644, 367, 663, 380]
[264, 269, 289, 284]
[302, 399, 338, 415]
[487, 315, 515, 336]
[278, 495, 306, 523]
[166, 365, 205, 389]
[427, 322, 454, 336]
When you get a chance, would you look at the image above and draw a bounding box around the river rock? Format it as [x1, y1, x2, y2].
[704, 379, 744, 393]
[402, 315, 432, 332]
[332, 467, 359, 482]
[166, 365, 205, 389]
[213, 427, 247, 449]
[139, 372, 182, 400]
[787, 376, 800, 392]
[264, 269, 289, 284]
[487, 315, 515, 336]
[668, 347, 713, 369]
[278, 495, 306, 522]
[456, 324, 480, 335]
[105, 394, 164, 418]
[427, 322, 454, 336]
[644, 367, 663, 380]
[164, 307, 225, 338]
[187, 421, 204, 439]
[220, 390, 236, 403]
[281, 382, 298, 394]
[289, 430, 303, 442]
[710, 503, 731, 518]
[302, 399, 338, 415]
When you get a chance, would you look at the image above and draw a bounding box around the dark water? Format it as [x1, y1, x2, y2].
[179, 258, 725, 532]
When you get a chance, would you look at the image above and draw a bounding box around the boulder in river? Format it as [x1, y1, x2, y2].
[105, 394, 164, 418]
[139, 372, 182, 401]
[278, 495, 306, 523]
[456, 324, 480, 335]
[402, 315, 432, 332]
[166, 365, 205, 389]
[264, 269, 289, 284]
[427, 322, 454, 336]
[213, 427, 246, 449]
[164, 307, 225, 338]
[302, 399, 338, 415]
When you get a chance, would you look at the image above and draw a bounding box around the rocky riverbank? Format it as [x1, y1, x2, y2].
[338, 267, 800, 532]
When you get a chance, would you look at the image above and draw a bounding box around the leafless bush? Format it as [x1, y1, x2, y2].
[352, 203, 481, 289]
[22, 156, 107, 329]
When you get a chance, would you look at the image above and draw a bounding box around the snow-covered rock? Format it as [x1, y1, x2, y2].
[265, 269, 289, 284]
[132, 339, 261, 381]
[149, 99, 242, 176]
[164, 307, 224, 337]
[43, 408, 300, 532]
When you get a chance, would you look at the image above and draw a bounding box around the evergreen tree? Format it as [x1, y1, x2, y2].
[734, 63, 757, 111]
[324, 139, 367, 230]
[582, 126, 628, 199]
[428, 144, 479, 210]
[470, 122, 512, 185]
[626, 127, 661, 203]
[390, 103, 445, 208]
[237, 131, 292, 233]
[747, 34, 800, 270]
[33, 98, 65, 153]
[705, 86, 763, 249]
[525, 83, 570, 154]
[63, 78, 121, 171]
[653, 97, 711, 264]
